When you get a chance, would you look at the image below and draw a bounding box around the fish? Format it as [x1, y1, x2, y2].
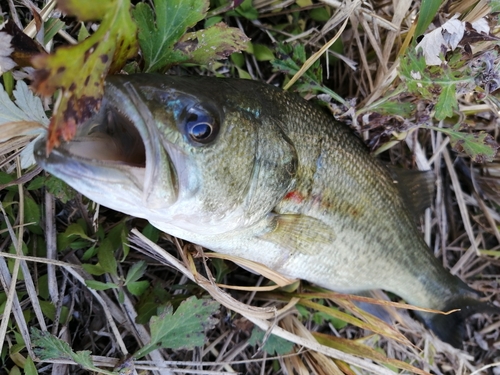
[34, 74, 499, 348]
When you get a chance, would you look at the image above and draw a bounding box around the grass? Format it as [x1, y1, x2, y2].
[1, 0, 500, 374]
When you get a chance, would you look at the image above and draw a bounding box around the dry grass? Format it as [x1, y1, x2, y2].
[1, 0, 500, 374]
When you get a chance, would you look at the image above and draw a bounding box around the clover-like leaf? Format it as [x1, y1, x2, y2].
[429, 125, 499, 163]
[399, 48, 474, 120]
[174, 23, 250, 65]
[31, 327, 115, 375]
[248, 327, 294, 356]
[134, 296, 219, 358]
[133, 0, 249, 72]
[132, 0, 208, 72]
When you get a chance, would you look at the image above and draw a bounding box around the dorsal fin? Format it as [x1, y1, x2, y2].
[388, 167, 435, 219]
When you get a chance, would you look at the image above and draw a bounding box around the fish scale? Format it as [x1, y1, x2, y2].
[35, 74, 499, 348]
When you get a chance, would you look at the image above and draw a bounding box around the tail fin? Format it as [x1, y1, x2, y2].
[416, 297, 500, 348]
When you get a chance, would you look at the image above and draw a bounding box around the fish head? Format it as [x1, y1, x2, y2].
[35, 75, 297, 235]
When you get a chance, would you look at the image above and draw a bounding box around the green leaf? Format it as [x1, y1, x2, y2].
[56, 0, 114, 20]
[428, 125, 498, 163]
[31, 328, 114, 375]
[271, 43, 346, 103]
[23, 196, 41, 233]
[43, 18, 66, 46]
[248, 327, 294, 355]
[399, 48, 474, 121]
[77, 22, 90, 42]
[39, 301, 70, 323]
[134, 296, 219, 358]
[39, 300, 56, 321]
[204, 16, 223, 28]
[97, 238, 117, 276]
[252, 43, 275, 62]
[309, 7, 330, 22]
[82, 244, 98, 261]
[232, 0, 258, 20]
[125, 260, 147, 285]
[142, 223, 160, 243]
[399, 51, 433, 99]
[369, 100, 416, 117]
[27, 176, 45, 191]
[133, 0, 208, 72]
[0, 171, 14, 190]
[295, 304, 311, 319]
[12, 334, 26, 350]
[31, 328, 93, 366]
[415, 0, 443, 37]
[85, 280, 119, 291]
[135, 285, 172, 324]
[24, 356, 38, 375]
[63, 223, 92, 242]
[82, 263, 106, 276]
[127, 280, 150, 296]
[435, 82, 458, 120]
[174, 23, 250, 65]
[491, 0, 500, 12]
[273, 44, 311, 79]
[44, 175, 76, 204]
[107, 222, 127, 249]
[313, 311, 348, 330]
[2, 67, 12, 90]
[231, 52, 245, 68]
[236, 66, 252, 79]
[212, 258, 233, 283]
[133, 0, 248, 71]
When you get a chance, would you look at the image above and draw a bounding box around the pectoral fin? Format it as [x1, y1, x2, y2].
[261, 214, 335, 255]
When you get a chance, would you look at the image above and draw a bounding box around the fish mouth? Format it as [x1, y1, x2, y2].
[61, 103, 147, 168]
[34, 77, 176, 209]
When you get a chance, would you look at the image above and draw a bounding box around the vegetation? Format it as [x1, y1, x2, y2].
[1, 0, 500, 374]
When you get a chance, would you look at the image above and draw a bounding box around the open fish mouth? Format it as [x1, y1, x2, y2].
[59, 102, 147, 168]
[33, 77, 178, 214]
[34, 95, 150, 190]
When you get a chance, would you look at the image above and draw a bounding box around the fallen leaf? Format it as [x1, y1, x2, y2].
[0, 31, 15, 74]
[416, 16, 465, 65]
[31, 0, 138, 153]
[0, 80, 49, 167]
[1, 19, 46, 69]
[175, 22, 250, 65]
[471, 18, 490, 34]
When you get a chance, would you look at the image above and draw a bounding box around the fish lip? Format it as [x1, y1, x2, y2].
[107, 77, 178, 204]
[33, 137, 144, 184]
[33, 77, 160, 194]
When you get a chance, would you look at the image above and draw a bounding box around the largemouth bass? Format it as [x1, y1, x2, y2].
[34, 74, 499, 347]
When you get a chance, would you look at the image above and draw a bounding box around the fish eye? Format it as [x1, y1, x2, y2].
[183, 106, 219, 144]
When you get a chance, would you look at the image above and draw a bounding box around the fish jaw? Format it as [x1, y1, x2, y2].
[34, 77, 178, 219]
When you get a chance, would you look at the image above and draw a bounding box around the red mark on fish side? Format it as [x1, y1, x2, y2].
[284, 190, 304, 204]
